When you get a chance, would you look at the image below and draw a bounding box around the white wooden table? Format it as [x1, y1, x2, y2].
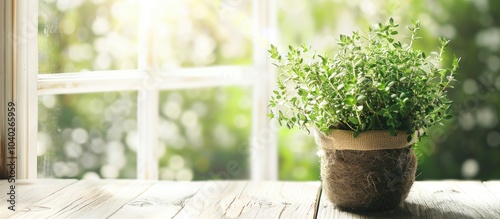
[1, 180, 499, 218]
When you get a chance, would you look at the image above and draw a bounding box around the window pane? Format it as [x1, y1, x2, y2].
[278, 128, 319, 181]
[277, 1, 421, 52]
[158, 86, 252, 180]
[152, 0, 252, 70]
[38, 0, 138, 73]
[37, 91, 137, 179]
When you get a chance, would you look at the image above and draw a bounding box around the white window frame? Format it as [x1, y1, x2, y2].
[1, 0, 278, 180]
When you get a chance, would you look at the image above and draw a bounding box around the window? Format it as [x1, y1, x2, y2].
[1, 0, 278, 180]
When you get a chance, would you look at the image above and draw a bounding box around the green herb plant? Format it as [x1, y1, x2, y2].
[268, 18, 460, 140]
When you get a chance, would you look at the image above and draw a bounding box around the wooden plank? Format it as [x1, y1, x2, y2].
[483, 181, 500, 202]
[109, 181, 206, 219]
[8, 180, 153, 219]
[175, 181, 320, 219]
[405, 181, 500, 218]
[3, 180, 499, 218]
[0, 179, 77, 217]
[317, 181, 500, 219]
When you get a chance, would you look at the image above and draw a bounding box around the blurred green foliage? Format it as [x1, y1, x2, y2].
[38, 0, 500, 180]
[38, 92, 138, 178]
[415, 0, 500, 179]
[38, 0, 138, 73]
[157, 87, 252, 180]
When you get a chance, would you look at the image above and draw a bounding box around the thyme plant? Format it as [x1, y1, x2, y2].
[268, 19, 460, 140]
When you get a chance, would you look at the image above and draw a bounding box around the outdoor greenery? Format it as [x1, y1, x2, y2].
[37, 0, 500, 181]
[269, 19, 459, 141]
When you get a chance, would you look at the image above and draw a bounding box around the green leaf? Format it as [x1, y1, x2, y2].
[390, 104, 400, 112]
[353, 131, 360, 138]
[377, 83, 385, 91]
[348, 117, 359, 125]
[343, 95, 356, 106]
[407, 134, 413, 143]
[356, 95, 366, 101]
[368, 115, 378, 129]
[377, 110, 386, 116]
[389, 129, 396, 136]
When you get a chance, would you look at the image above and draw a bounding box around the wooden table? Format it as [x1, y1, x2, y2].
[1, 180, 499, 218]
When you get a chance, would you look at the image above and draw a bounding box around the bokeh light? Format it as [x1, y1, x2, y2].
[38, 92, 137, 179]
[158, 87, 252, 180]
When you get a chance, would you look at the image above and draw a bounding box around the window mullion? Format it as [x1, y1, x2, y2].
[25, 0, 39, 180]
[37, 66, 258, 95]
[136, 0, 159, 180]
[137, 89, 159, 180]
[37, 70, 146, 95]
[250, 0, 278, 180]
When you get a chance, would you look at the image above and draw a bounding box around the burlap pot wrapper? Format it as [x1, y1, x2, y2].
[314, 128, 418, 151]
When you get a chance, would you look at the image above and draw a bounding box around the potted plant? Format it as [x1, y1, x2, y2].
[268, 19, 460, 212]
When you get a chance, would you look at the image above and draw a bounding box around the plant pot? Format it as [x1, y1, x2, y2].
[315, 129, 418, 212]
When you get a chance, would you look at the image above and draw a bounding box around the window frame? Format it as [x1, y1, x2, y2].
[1, 0, 278, 180]
[1, 0, 38, 179]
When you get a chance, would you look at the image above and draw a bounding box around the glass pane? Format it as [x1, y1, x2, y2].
[37, 91, 137, 179]
[277, 0, 424, 53]
[158, 86, 252, 180]
[38, 0, 138, 73]
[278, 128, 319, 181]
[152, 0, 252, 70]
